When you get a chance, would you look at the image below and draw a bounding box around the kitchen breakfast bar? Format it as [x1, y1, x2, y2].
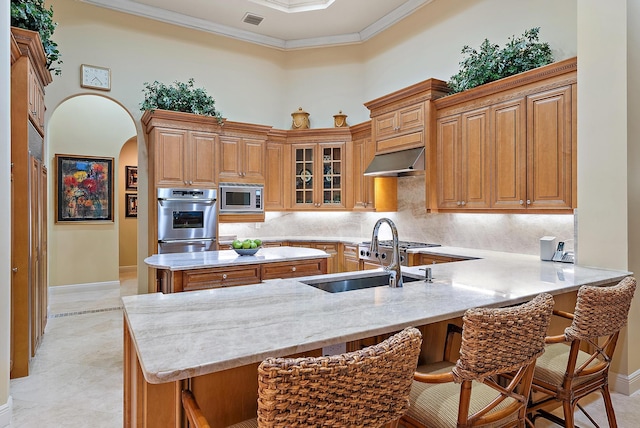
[124, 247, 630, 427]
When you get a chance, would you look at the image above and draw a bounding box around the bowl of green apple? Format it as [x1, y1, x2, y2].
[231, 238, 262, 256]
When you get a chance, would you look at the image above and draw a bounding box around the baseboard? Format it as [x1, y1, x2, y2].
[610, 368, 640, 395]
[119, 265, 137, 274]
[0, 396, 12, 427]
[48, 280, 120, 295]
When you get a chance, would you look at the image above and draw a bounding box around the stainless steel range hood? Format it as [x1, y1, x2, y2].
[363, 147, 425, 177]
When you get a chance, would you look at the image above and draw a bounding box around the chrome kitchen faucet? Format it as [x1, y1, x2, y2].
[370, 218, 403, 288]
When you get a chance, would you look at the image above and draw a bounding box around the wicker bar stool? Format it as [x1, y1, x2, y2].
[401, 293, 555, 428]
[183, 326, 423, 428]
[527, 276, 636, 427]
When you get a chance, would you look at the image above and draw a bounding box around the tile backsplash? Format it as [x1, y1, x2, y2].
[220, 175, 574, 255]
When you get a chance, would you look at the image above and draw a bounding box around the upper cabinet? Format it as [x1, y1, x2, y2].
[152, 127, 217, 188]
[350, 121, 376, 211]
[365, 79, 449, 155]
[218, 121, 271, 184]
[433, 57, 577, 213]
[288, 128, 352, 210]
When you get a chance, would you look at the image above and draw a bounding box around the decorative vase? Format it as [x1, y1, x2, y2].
[333, 110, 348, 127]
[291, 107, 310, 129]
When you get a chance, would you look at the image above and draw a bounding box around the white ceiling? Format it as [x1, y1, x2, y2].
[79, 0, 433, 50]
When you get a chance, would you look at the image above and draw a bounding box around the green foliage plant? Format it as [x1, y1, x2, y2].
[448, 28, 553, 94]
[11, 0, 62, 75]
[140, 78, 224, 124]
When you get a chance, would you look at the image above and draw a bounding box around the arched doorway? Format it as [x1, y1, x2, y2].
[47, 95, 136, 288]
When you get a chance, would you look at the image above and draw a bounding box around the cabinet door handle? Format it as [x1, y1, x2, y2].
[519, 200, 524, 205]
[461, 201, 466, 206]
[527, 199, 531, 205]
[222, 274, 227, 279]
[291, 266, 296, 272]
[12, 267, 18, 273]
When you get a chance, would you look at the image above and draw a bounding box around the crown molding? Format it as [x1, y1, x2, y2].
[79, 0, 431, 50]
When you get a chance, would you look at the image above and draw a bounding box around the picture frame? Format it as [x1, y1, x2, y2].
[125, 193, 138, 218]
[55, 154, 114, 222]
[125, 165, 138, 190]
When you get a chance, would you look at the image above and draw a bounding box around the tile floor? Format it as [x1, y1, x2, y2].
[7, 271, 640, 427]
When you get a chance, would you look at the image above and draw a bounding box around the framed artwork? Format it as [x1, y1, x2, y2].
[125, 193, 138, 218]
[55, 154, 114, 222]
[125, 165, 138, 190]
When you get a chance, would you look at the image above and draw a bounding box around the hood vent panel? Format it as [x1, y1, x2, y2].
[363, 147, 425, 177]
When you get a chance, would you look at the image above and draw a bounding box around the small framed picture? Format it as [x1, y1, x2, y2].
[125, 193, 138, 218]
[125, 166, 138, 190]
[55, 154, 114, 222]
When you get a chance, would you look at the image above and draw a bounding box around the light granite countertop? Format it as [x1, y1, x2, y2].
[144, 246, 329, 271]
[124, 247, 630, 384]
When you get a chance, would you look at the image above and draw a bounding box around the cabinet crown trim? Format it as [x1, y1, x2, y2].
[364, 78, 449, 112]
[11, 27, 52, 86]
[435, 57, 577, 110]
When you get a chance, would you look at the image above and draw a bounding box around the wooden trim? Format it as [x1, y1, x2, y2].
[435, 57, 577, 110]
[10, 27, 52, 86]
[10, 33, 21, 66]
[349, 120, 372, 139]
[141, 109, 224, 133]
[285, 127, 353, 142]
[364, 78, 449, 112]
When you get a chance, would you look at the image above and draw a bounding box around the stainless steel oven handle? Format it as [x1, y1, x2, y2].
[158, 198, 216, 204]
[158, 238, 216, 244]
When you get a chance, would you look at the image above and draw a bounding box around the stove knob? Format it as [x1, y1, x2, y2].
[380, 253, 387, 260]
[360, 250, 365, 257]
[365, 251, 371, 257]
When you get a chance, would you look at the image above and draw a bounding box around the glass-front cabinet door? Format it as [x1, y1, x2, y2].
[293, 142, 345, 209]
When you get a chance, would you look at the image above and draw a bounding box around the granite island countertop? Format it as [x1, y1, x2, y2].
[124, 248, 630, 384]
[144, 246, 329, 271]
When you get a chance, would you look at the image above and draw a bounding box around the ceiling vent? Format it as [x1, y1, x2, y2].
[243, 13, 264, 26]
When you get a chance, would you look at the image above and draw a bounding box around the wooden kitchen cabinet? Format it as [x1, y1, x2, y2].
[152, 128, 217, 188]
[436, 107, 491, 210]
[287, 241, 339, 274]
[27, 59, 45, 133]
[433, 57, 576, 213]
[181, 265, 261, 292]
[142, 109, 221, 189]
[365, 79, 449, 155]
[264, 133, 288, 211]
[408, 253, 465, 266]
[10, 28, 52, 379]
[342, 244, 360, 272]
[218, 136, 265, 183]
[291, 141, 347, 210]
[351, 121, 376, 211]
[261, 258, 327, 280]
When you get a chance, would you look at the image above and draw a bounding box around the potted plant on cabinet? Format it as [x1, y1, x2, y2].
[10, 0, 62, 76]
[140, 78, 224, 124]
[448, 27, 553, 94]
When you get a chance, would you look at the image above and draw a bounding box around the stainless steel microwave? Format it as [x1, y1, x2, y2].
[219, 183, 264, 213]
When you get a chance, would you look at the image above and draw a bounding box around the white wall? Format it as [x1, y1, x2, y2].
[1, 0, 13, 424]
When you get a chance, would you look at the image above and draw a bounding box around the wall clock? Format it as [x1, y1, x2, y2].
[81, 64, 111, 91]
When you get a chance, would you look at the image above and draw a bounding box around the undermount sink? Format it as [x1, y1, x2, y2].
[302, 273, 421, 293]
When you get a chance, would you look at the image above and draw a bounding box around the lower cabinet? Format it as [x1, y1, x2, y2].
[156, 257, 328, 292]
[261, 258, 327, 280]
[342, 244, 360, 272]
[181, 265, 261, 292]
[408, 253, 468, 266]
[288, 241, 339, 274]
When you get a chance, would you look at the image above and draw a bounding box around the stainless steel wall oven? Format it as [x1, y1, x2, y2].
[157, 188, 217, 254]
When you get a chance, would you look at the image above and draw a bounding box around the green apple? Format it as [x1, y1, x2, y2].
[242, 241, 252, 249]
[253, 239, 262, 247]
[232, 240, 242, 249]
